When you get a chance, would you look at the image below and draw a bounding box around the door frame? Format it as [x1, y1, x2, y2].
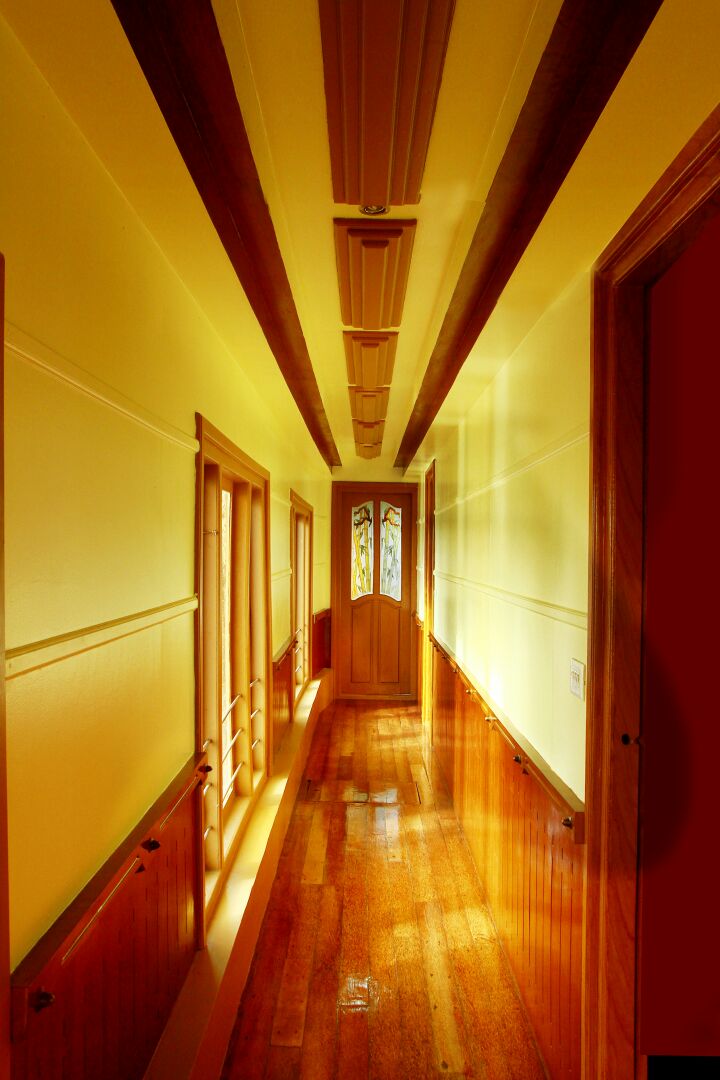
[422, 462, 435, 757]
[331, 480, 418, 700]
[585, 106, 720, 1079]
[1, 254, 11, 1078]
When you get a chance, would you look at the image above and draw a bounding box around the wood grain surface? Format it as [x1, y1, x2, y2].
[221, 702, 545, 1079]
[431, 642, 584, 1079]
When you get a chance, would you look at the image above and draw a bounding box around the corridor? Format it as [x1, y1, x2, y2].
[222, 703, 546, 1079]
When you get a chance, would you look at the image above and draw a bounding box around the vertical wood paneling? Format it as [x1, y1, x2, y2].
[413, 614, 423, 712]
[272, 641, 294, 759]
[10, 757, 203, 1080]
[312, 610, 331, 676]
[430, 639, 585, 1078]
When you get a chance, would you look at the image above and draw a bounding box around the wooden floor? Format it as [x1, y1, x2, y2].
[221, 703, 547, 1079]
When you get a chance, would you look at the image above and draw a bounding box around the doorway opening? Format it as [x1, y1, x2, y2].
[585, 107, 720, 1076]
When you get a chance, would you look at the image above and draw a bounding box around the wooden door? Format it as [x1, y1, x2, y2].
[586, 108, 720, 1078]
[332, 482, 417, 699]
[1, 254, 10, 1080]
[637, 209, 720, 1061]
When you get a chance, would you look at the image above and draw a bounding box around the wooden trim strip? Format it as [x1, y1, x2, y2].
[110, 0, 340, 468]
[60, 857, 143, 966]
[5, 323, 198, 453]
[433, 425, 589, 510]
[429, 630, 585, 831]
[197, 414, 271, 484]
[394, 0, 663, 469]
[434, 570, 587, 629]
[5, 596, 198, 680]
[273, 636, 295, 667]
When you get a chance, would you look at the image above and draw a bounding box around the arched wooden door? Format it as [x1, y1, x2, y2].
[332, 482, 417, 699]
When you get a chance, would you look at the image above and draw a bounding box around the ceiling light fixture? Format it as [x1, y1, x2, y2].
[359, 204, 388, 216]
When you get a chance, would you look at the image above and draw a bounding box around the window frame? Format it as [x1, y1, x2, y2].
[195, 415, 272, 926]
[290, 490, 313, 702]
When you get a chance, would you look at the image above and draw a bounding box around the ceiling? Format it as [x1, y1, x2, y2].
[213, 0, 557, 474]
[3, 0, 708, 480]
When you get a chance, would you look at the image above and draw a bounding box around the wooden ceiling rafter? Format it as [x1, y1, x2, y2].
[110, 0, 341, 468]
[394, 0, 665, 470]
[319, 0, 456, 207]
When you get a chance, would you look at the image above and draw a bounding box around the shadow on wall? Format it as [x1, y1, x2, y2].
[637, 644, 690, 869]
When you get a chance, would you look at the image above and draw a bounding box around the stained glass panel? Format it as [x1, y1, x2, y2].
[351, 501, 373, 599]
[380, 501, 401, 600]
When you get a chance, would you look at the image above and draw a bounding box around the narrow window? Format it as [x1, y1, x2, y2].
[196, 417, 271, 919]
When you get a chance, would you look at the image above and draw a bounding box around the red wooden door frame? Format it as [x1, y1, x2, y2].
[585, 106, 720, 1079]
[331, 480, 417, 700]
[0, 253, 11, 1079]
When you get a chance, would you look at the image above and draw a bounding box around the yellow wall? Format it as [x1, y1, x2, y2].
[431, 276, 589, 797]
[421, 0, 720, 801]
[1, 16, 331, 966]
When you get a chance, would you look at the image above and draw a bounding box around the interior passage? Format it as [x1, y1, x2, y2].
[221, 703, 546, 1079]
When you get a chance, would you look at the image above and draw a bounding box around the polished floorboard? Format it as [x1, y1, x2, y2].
[221, 703, 547, 1080]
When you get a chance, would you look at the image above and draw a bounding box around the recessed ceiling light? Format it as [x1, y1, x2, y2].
[359, 204, 388, 216]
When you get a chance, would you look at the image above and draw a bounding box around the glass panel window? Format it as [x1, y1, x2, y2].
[380, 501, 402, 600]
[351, 501, 374, 599]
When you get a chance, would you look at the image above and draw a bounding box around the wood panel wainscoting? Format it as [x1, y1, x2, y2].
[10, 753, 206, 1080]
[414, 612, 423, 711]
[430, 635, 585, 1079]
[311, 608, 331, 677]
[272, 638, 294, 762]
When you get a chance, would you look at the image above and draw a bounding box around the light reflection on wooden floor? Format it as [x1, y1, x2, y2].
[221, 703, 547, 1079]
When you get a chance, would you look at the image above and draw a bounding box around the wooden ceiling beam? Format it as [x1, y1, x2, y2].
[394, 0, 664, 470]
[110, 0, 341, 468]
[319, 0, 456, 207]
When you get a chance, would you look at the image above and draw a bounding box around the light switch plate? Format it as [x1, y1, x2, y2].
[570, 658, 586, 700]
